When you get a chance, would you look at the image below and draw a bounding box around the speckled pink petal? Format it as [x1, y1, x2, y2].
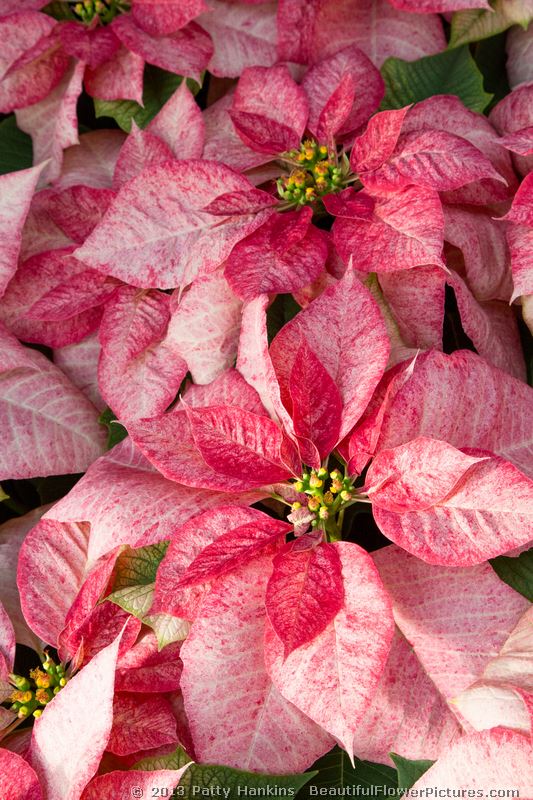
[132, 0, 207, 35]
[112, 15, 212, 82]
[230, 64, 309, 155]
[375, 349, 533, 478]
[29, 632, 123, 800]
[98, 286, 187, 421]
[269, 267, 390, 440]
[277, 0, 446, 67]
[43, 185, 116, 243]
[302, 45, 384, 141]
[0, 12, 68, 113]
[203, 92, 269, 172]
[505, 171, 533, 227]
[186, 404, 299, 485]
[0, 248, 104, 348]
[154, 506, 273, 619]
[57, 546, 123, 661]
[84, 46, 144, 104]
[53, 335, 104, 411]
[0, 324, 105, 481]
[58, 130, 126, 190]
[508, 224, 533, 305]
[147, 80, 205, 158]
[0, 164, 45, 299]
[0, 599, 15, 680]
[379, 266, 445, 349]
[166, 272, 242, 385]
[115, 632, 182, 693]
[405, 95, 517, 204]
[107, 692, 178, 756]
[347, 358, 417, 476]
[199, 0, 277, 78]
[490, 82, 533, 178]
[444, 205, 512, 302]
[0, 508, 48, 651]
[80, 767, 190, 800]
[74, 160, 269, 289]
[499, 126, 533, 156]
[411, 729, 533, 793]
[112, 123, 174, 188]
[266, 541, 344, 657]
[180, 369, 266, 415]
[366, 437, 488, 512]
[0, 749, 42, 800]
[265, 541, 394, 760]
[44, 438, 247, 562]
[224, 210, 328, 301]
[333, 186, 445, 273]
[178, 514, 289, 590]
[350, 107, 410, 173]
[237, 295, 295, 431]
[27, 270, 118, 322]
[180, 555, 334, 772]
[374, 544, 530, 702]
[18, 518, 92, 647]
[127, 409, 263, 493]
[289, 340, 343, 462]
[16, 61, 85, 185]
[59, 22, 119, 70]
[371, 444, 533, 566]
[352, 629, 461, 766]
[389, 0, 489, 11]
[454, 607, 533, 734]
[361, 130, 506, 193]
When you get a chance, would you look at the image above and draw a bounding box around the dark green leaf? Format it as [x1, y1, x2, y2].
[302, 746, 397, 795]
[132, 747, 315, 799]
[132, 745, 191, 771]
[0, 116, 33, 175]
[381, 46, 492, 114]
[94, 65, 201, 132]
[391, 753, 434, 791]
[490, 548, 533, 602]
[471, 34, 510, 112]
[42, 1, 76, 20]
[112, 541, 169, 589]
[98, 407, 128, 449]
[266, 294, 302, 344]
[450, 3, 533, 48]
[31, 474, 82, 505]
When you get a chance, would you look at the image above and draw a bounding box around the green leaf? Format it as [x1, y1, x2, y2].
[490, 547, 533, 602]
[0, 484, 9, 503]
[107, 541, 188, 646]
[112, 541, 169, 589]
[133, 745, 191, 771]
[42, 1, 76, 20]
[302, 746, 398, 795]
[266, 294, 302, 344]
[381, 46, 492, 114]
[450, 1, 533, 48]
[0, 116, 33, 175]
[108, 582, 156, 618]
[132, 747, 316, 799]
[98, 407, 128, 450]
[391, 753, 434, 791]
[94, 65, 201, 133]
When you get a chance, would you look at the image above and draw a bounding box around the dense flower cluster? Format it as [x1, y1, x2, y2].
[0, 0, 532, 797]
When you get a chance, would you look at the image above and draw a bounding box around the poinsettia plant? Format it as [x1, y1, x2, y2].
[1, 0, 533, 795]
